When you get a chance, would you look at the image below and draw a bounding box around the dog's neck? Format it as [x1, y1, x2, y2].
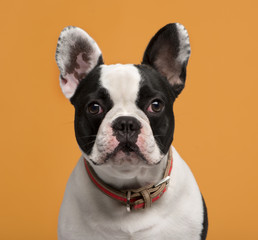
[89, 153, 169, 190]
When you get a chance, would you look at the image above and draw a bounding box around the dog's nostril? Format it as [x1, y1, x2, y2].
[121, 121, 128, 132]
[128, 120, 135, 131]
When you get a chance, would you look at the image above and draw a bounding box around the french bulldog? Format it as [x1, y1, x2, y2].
[55, 23, 208, 240]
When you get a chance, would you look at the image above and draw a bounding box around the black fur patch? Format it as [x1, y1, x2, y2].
[71, 66, 113, 155]
[201, 195, 208, 240]
[135, 64, 176, 155]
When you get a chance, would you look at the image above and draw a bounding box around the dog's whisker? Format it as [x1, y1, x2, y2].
[154, 134, 165, 137]
[82, 140, 96, 147]
[79, 135, 97, 139]
[154, 138, 165, 148]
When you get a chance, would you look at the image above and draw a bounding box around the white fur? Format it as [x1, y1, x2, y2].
[58, 147, 204, 240]
[175, 23, 191, 64]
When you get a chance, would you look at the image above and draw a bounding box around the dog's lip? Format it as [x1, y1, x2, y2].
[120, 142, 139, 153]
[104, 143, 148, 163]
[115, 142, 139, 154]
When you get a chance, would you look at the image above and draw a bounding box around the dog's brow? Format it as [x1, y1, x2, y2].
[96, 88, 110, 98]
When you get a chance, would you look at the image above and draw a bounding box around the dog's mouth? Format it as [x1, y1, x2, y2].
[104, 142, 148, 164]
[119, 142, 139, 153]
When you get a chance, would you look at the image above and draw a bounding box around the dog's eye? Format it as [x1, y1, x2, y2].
[87, 102, 103, 115]
[147, 100, 164, 113]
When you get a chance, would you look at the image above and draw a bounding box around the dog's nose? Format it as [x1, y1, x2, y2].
[112, 116, 141, 143]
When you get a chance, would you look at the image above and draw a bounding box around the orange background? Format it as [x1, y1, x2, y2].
[0, 0, 257, 239]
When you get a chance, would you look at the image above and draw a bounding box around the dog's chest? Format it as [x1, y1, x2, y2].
[87, 215, 166, 240]
[74, 209, 192, 240]
[64, 206, 201, 240]
[58, 151, 204, 240]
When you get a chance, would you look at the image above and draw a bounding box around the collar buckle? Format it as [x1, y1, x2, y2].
[154, 176, 171, 188]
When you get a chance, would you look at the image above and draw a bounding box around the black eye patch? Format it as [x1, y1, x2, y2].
[71, 67, 114, 155]
[135, 65, 175, 154]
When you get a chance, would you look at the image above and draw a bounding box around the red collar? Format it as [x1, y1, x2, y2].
[84, 149, 173, 212]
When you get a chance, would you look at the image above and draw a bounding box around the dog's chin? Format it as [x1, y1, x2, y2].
[104, 149, 150, 179]
[108, 151, 142, 166]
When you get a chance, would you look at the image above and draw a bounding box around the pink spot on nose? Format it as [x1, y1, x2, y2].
[136, 134, 145, 151]
[110, 136, 119, 149]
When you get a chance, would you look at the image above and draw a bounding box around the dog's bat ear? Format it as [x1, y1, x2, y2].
[142, 23, 191, 97]
[55, 26, 103, 99]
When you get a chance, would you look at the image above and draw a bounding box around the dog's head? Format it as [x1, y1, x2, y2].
[55, 23, 190, 170]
